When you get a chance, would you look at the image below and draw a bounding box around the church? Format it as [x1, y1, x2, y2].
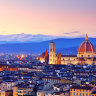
[40, 34, 96, 65]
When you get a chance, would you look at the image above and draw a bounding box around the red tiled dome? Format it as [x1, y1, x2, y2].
[78, 35, 96, 54]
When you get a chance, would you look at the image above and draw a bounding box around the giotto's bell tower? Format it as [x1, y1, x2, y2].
[49, 42, 55, 64]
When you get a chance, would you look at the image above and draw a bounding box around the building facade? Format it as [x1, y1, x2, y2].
[49, 35, 96, 65]
[70, 85, 95, 96]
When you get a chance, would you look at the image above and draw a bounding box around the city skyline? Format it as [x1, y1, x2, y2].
[0, 0, 96, 37]
[0, 1, 96, 96]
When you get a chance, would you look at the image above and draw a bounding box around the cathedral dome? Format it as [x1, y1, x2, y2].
[78, 34, 96, 54]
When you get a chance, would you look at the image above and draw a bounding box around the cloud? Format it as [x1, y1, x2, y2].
[62, 31, 86, 38]
[63, 31, 81, 35]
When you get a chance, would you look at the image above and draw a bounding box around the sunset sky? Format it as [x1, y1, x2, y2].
[0, 0, 96, 37]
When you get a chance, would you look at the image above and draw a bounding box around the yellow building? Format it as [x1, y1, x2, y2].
[49, 34, 96, 65]
[70, 85, 94, 96]
[13, 86, 18, 96]
[37, 91, 45, 96]
[13, 85, 34, 96]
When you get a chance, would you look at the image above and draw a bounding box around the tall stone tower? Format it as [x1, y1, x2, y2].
[49, 42, 55, 64]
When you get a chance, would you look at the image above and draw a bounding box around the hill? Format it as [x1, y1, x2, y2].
[0, 38, 96, 54]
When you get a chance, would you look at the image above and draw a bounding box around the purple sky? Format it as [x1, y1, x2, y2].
[0, 0, 96, 37]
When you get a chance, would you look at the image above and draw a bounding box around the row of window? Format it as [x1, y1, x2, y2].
[71, 89, 90, 92]
[2, 66, 8, 68]
[71, 92, 91, 96]
[44, 79, 60, 82]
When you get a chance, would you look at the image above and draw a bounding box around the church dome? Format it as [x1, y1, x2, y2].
[78, 34, 96, 54]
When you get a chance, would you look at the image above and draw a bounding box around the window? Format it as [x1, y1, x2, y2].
[50, 48, 52, 52]
[38, 93, 40, 95]
[18, 91, 22, 93]
[86, 90, 87, 92]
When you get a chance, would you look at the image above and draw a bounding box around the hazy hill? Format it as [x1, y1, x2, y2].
[0, 33, 59, 43]
[0, 38, 96, 54]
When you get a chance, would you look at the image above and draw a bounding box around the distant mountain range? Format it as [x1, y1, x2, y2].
[0, 37, 96, 54]
[0, 33, 87, 44]
[0, 33, 60, 43]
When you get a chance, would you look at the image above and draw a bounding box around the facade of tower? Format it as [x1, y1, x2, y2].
[49, 42, 55, 64]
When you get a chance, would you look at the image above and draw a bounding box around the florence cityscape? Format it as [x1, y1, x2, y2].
[0, 0, 96, 96]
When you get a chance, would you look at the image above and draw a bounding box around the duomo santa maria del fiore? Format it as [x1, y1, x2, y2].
[40, 34, 96, 65]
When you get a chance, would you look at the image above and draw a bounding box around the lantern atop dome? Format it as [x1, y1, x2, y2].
[85, 34, 88, 41]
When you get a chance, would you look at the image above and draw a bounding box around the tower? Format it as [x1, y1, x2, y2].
[45, 49, 49, 65]
[49, 42, 55, 64]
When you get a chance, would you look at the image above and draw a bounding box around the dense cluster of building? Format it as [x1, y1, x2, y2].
[0, 35, 96, 96]
[1, 62, 96, 96]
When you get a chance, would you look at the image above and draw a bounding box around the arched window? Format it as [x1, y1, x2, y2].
[50, 48, 52, 52]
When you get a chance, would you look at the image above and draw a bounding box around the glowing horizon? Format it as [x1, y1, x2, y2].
[0, 0, 96, 37]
